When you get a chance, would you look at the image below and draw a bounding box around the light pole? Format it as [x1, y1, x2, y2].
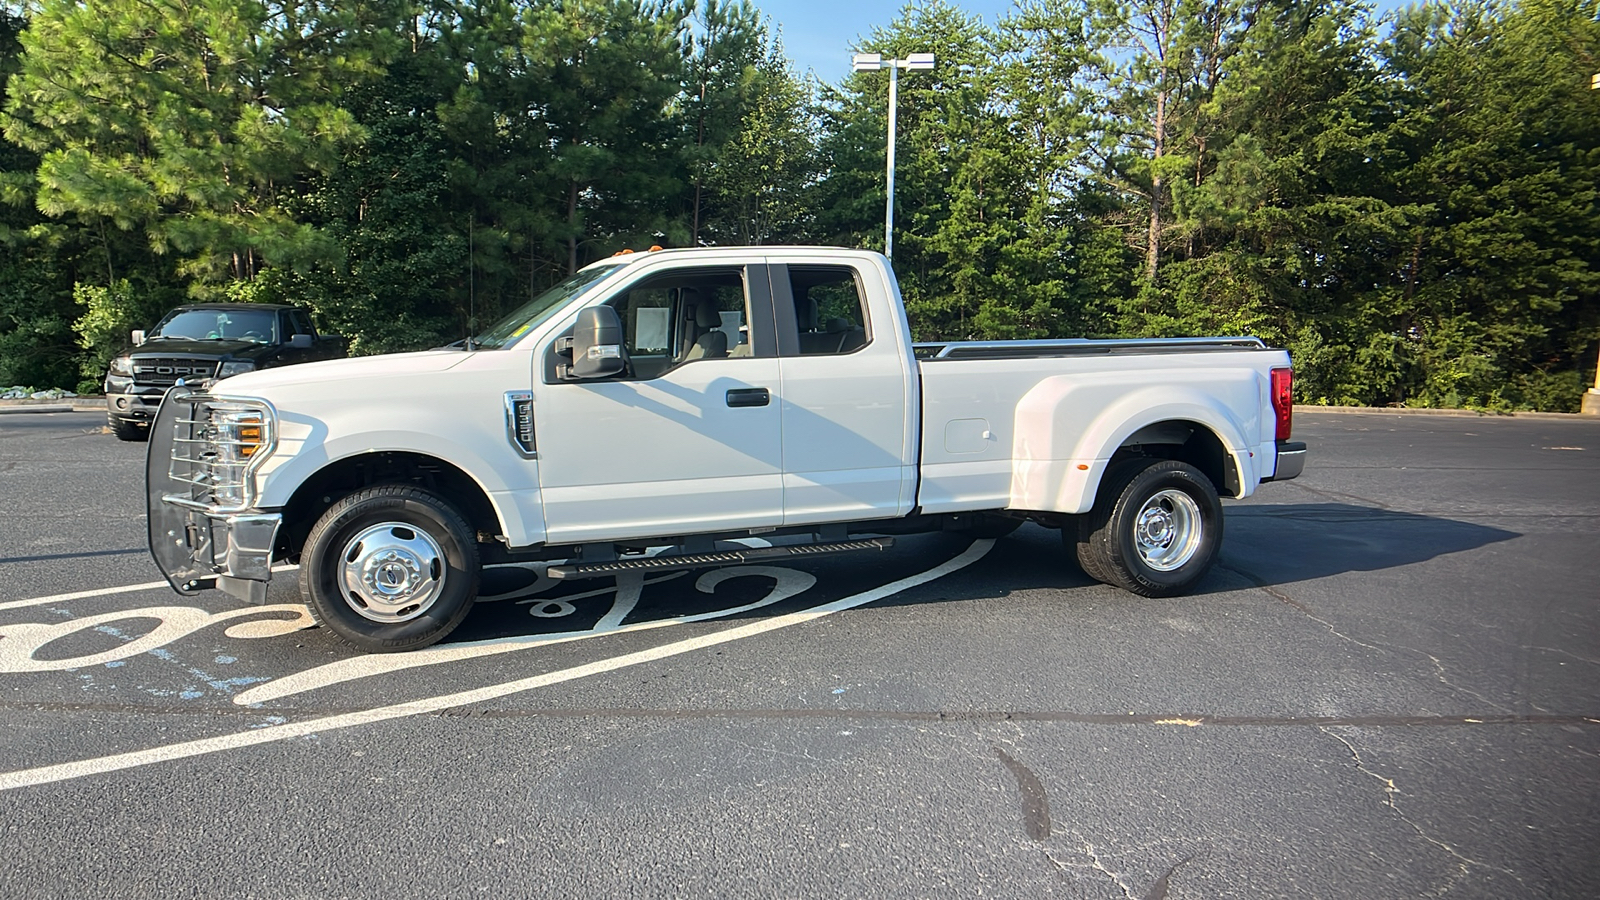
[852, 51, 935, 261]
[1588, 72, 1600, 414]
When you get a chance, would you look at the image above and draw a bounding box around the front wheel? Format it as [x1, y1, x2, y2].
[1070, 459, 1222, 597]
[299, 486, 481, 652]
[109, 416, 147, 442]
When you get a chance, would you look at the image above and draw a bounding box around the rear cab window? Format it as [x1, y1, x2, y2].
[769, 265, 871, 356]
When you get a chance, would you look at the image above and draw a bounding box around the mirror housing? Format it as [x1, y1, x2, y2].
[131, 330, 146, 346]
[564, 306, 628, 380]
[288, 333, 313, 349]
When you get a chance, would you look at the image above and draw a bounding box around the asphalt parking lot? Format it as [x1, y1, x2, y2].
[0, 408, 1596, 898]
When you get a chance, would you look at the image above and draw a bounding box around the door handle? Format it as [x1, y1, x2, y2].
[725, 388, 770, 408]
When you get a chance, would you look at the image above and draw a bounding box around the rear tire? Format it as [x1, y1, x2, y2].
[299, 486, 480, 652]
[109, 416, 147, 442]
[1070, 459, 1221, 597]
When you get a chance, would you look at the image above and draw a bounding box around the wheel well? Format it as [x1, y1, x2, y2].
[1109, 420, 1239, 497]
[277, 452, 501, 562]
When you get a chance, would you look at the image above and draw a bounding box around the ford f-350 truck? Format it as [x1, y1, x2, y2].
[146, 247, 1306, 652]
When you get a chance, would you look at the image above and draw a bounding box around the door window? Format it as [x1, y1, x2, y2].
[288, 310, 315, 336]
[607, 267, 757, 380]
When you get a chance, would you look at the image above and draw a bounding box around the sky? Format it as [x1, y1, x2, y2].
[755, 0, 1016, 85]
[751, 0, 1414, 86]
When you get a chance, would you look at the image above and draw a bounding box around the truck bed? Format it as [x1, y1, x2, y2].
[913, 336, 1267, 361]
[913, 339, 1287, 516]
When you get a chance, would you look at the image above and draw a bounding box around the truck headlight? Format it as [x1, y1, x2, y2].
[108, 356, 133, 376]
[217, 360, 255, 379]
[204, 401, 274, 510]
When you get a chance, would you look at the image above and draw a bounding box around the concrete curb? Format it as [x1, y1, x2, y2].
[1295, 404, 1593, 422]
[0, 396, 105, 415]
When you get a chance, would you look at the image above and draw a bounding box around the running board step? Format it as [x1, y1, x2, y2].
[547, 537, 895, 581]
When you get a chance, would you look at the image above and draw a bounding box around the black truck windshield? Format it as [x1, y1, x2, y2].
[473, 264, 623, 350]
[152, 309, 278, 344]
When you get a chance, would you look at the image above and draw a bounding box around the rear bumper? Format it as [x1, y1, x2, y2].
[1263, 440, 1307, 482]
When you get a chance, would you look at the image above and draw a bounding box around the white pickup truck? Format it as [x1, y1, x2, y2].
[146, 247, 1305, 651]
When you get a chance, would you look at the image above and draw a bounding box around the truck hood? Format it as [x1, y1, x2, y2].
[214, 350, 473, 394]
[129, 338, 266, 360]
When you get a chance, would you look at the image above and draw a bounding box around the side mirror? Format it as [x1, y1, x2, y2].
[564, 306, 628, 380]
[288, 333, 313, 349]
[131, 330, 146, 346]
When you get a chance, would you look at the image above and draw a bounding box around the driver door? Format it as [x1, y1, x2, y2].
[534, 259, 784, 544]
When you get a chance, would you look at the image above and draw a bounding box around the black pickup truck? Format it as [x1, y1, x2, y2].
[103, 303, 346, 441]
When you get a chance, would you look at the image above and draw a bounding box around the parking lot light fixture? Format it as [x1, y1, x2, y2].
[852, 50, 936, 260]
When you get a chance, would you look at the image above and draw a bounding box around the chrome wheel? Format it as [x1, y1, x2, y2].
[1133, 488, 1203, 572]
[338, 522, 447, 623]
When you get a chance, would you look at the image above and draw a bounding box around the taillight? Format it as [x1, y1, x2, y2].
[1270, 367, 1293, 441]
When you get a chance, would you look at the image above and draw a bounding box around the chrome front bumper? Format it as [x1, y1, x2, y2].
[106, 390, 166, 423]
[145, 387, 280, 605]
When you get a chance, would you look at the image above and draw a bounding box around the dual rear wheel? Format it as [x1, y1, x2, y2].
[1069, 459, 1222, 597]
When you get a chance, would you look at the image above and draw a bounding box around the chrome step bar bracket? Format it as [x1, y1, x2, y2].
[546, 537, 895, 581]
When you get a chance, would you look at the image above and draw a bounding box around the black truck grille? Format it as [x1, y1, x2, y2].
[133, 358, 219, 387]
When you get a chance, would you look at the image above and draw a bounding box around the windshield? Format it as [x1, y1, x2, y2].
[473, 264, 624, 350]
[151, 308, 278, 344]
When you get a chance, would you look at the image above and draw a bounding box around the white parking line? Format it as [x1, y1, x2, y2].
[0, 539, 993, 792]
[233, 565, 815, 705]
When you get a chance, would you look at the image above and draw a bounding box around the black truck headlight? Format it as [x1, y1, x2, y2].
[217, 360, 256, 379]
[108, 356, 133, 376]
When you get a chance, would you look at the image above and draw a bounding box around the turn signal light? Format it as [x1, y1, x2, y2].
[237, 422, 263, 457]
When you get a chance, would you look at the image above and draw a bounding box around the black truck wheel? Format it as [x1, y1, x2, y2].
[109, 416, 148, 442]
[299, 486, 480, 652]
[1070, 459, 1221, 597]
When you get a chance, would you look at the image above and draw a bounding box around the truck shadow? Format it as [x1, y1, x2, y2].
[1201, 501, 1518, 594]
[451, 502, 1517, 643]
[782, 501, 1521, 613]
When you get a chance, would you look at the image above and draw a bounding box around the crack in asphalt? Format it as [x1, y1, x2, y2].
[1217, 558, 1518, 713]
[1213, 559, 1313, 613]
[1318, 726, 1527, 894]
[1041, 845, 1137, 900]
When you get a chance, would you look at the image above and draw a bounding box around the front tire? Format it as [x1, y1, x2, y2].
[300, 486, 480, 652]
[109, 416, 147, 442]
[1071, 459, 1222, 597]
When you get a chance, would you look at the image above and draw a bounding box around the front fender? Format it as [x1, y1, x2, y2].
[245, 378, 544, 546]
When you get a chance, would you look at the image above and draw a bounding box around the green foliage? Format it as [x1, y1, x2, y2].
[0, 0, 1593, 409]
[70, 278, 165, 390]
[1, 0, 400, 286]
